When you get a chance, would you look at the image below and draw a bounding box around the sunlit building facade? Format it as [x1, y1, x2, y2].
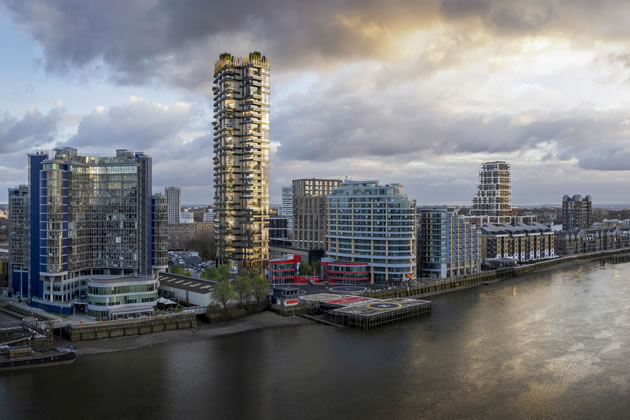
[471, 161, 512, 223]
[213, 52, 270, 269]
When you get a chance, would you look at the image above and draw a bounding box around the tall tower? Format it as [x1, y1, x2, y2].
[165, 186, 181, 224]
[213, 52, 270, 270]
[471, 161, 512, 219]
[281, 186, 293, 233]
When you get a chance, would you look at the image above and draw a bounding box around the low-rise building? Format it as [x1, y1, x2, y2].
[320, 260, 370, 285]
[87, 277, 158, 320]
[158, 272, 215, 306]
[268, 255, 300, 285]
[481, 223, 555, 262]
[555, 228, 630, 256]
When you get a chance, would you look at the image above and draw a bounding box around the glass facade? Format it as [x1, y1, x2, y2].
[8, 147, 167, 316]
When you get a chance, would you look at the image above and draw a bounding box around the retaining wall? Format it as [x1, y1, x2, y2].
[63, 313, 197, 342]
[368, 249, 630, 300]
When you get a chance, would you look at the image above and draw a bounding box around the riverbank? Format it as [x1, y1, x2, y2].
[67, 311, 313, 356]
[367, 248, 630, 301]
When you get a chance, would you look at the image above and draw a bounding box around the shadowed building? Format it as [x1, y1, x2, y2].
[562, 194, 592, 231]
[8, 148, 167, 316]
[292, 178, 342, 251]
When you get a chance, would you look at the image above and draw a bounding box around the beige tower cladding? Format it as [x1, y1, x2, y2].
[212, 52, 270, 269]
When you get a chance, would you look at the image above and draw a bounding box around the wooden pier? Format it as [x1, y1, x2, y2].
[327, 298, 432, 330]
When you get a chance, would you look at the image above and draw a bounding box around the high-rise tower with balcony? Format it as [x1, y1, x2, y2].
[213, 52, 270, 269]
[471, 161, 512, 222]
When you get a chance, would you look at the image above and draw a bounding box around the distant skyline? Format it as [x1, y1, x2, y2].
[2, 1, 630, 205]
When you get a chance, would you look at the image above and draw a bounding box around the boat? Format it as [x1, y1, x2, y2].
[0, 346, 77, 372]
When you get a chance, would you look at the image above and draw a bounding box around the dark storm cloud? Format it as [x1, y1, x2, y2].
[0, 106, 63, 153]
[4, 0, 630, 90]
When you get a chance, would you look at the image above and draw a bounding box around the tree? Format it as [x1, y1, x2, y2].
[299, 262, 312, 276]
[217, 264, 230, 279]
[202, 266, 219, 281]
[213, 279, 235, 312]
[169, 264, 185, 275]
[312, 261, 321, 275]
[184, 271, 191, 277]
[250, 275, 270, 305]
[185, 232, 215, 260]
[233, 276, 252, 306]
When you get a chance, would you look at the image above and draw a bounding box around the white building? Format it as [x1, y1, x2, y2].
[180, 210, 194, 224]
[327, 181, 417, 284]
[203, 210, 214, 222]
[158, 272, 215, 306]
[471, 161, 512, 222]
[165, 186, 182, 224]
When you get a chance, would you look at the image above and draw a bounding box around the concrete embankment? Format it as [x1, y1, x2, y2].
[367, 249, 630, 301]
[64, 313, 197, 342]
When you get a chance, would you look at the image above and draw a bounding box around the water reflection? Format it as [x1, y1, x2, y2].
[3, 261, 630, 419]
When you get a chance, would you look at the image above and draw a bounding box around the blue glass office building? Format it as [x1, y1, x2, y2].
[8, 148, 167, 316]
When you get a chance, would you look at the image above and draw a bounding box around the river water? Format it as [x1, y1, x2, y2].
[2, 260, 630, 419]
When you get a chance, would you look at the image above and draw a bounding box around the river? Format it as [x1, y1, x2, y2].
[2, 260, 630, 419]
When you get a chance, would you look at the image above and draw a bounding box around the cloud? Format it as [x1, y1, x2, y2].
[4, 0, 630, 91]
[0, 105, 63, 153]
[66, 97, 192, 150]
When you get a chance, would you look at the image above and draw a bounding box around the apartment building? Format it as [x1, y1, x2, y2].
[292, 178, 341, 250]
[213, 51, 270, 269]
[165, 186, 181, 224]
[418, 207, 481, 279]
[562, 194, 592, 231]
[327, 181, 416, 284]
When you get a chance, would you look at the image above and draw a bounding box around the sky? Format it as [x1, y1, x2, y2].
[1, 0, 630, 206]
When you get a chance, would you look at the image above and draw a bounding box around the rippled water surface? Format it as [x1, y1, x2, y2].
[2, 260, 630, 419]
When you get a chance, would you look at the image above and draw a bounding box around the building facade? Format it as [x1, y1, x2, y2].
[213, 52, 270, 269]
[418, 207, 481, 279]
[165, 186, 181, 224]
[471, 161, 512, 223]
[481, 223, 555, 262]
[268, 254, 300, 285]
[320, 260, 370, 285]
[555, 227, 630, 256]
[327, 181, 417, 284]
[168, 222, 214, 250]
[292, 178, 342, 250]
[8, 185, 29, 297]
[282, 186, 293, 233]
[562, 194, 592, 231]
[7, 148, 167, 315]
[269, 216, 291, 248]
